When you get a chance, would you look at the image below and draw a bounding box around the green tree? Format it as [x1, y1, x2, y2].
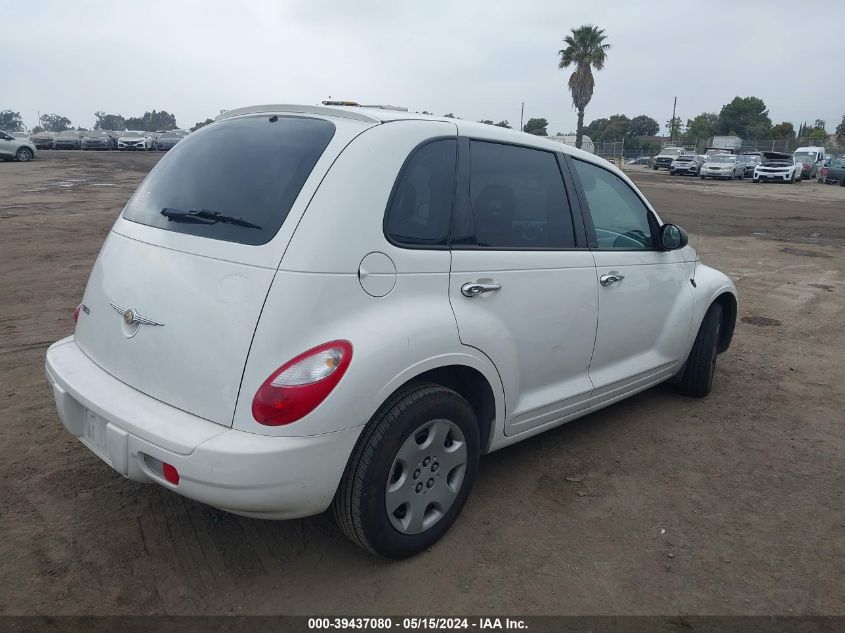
[716, 96, 771, 137]
[39, 113, 72, 132]
[558, 24, 611, 149]
[835, 114, 845, 142]
[683, 113, 718, 142]
[809, 127, 827, 141]
[94, 111, 126, 131]
[770, 122, 796, 140]
[442, 113, 456, 119]
[597, 114, 629, 141]
[584, 117, 609, 139]
[666, 116, 683, 141]
[523, 117, 549, 136]
[628, 114, 659, 137]
[31, 125, 45, 134]
[478, 119, 495, 125]
[125, 110, 178, 131]
[190, 118, 214, 132]
[0, 110, 24, 131]
[494, 120, 511, 128]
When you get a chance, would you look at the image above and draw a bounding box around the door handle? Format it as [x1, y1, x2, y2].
[599, 272, 625, 286]
[461, 282, 502, 297]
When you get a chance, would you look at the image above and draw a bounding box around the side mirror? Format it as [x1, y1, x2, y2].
[659, 223, 688, 250]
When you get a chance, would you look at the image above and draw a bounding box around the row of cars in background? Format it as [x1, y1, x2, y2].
[642, 145, 844, 185]
[28, 129, 189, 151]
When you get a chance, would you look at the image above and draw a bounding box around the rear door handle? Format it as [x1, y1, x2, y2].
[599, 272, 625, 286]
[461, 282, 502, 297]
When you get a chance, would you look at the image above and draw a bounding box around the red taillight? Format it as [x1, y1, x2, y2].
[73, 304, 81, 323]
[252, 340, 353, 426]
[162, 462, 180, 485]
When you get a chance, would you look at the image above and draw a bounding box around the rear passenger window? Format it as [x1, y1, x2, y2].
[385, 139, 457, 247]
[572, 159, 655, 250]
[467, 141, 575, 249]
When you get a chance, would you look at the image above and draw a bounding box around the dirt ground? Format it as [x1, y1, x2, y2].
[1, 152, 843, 616]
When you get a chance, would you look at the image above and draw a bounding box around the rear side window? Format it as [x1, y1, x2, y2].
[572, 159, 655, 250]
[466, 141, 575, 249]
[122, 116, 335, 246]
[384, 139, 457, 247]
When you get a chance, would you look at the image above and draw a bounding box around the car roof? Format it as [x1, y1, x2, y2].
[217, 103, 600, 163]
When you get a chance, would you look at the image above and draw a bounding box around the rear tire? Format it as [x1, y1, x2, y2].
[676, 303, 723, 398]
[333, 382, 480, 558]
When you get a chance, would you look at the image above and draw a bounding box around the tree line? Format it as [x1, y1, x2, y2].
[0, 110, 182, 133]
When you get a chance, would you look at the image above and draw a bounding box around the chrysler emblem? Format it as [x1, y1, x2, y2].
[109, 302, 165, 328]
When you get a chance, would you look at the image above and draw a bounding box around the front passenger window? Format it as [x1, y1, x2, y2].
[573, 159, 655, 250]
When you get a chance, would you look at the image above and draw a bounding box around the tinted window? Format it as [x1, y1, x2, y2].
[466, 141, 575, 248]
[385, 139, 456, 247]
[122, 116, 335, 245]
[573, 159, 655, 250]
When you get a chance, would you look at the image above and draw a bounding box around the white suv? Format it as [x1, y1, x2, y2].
[46, 104, 737, 558]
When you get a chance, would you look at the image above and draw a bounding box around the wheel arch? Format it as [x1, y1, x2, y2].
[372, 360, 503, 454]
[712, 291, 737, 353]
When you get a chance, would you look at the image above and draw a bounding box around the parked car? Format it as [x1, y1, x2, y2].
[818, 156, 845, 185]
[652, 146, 686, 170]
[700, 154, 745, 180]
[81, 130, 117, 150]
[154, 131, 183, 151]
[792, 146, 826, 180]
[45, 104, 737, 558]
[627, 156, 652, 166]
[118, 131, 154, 150]
[740, 152, 763, 177]
[0, 130, 37, 161]
[30, 131, 56, 149]
[753, 152, 803, 183]
[53, 130, 85, 150]
[669, 154, 703, 176]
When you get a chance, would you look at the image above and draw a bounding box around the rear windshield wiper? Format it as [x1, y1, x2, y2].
[160, 208, 261, 229]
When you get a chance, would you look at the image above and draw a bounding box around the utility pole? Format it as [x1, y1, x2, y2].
[670, 96, 677, 143]
[519, 102, 524, 132]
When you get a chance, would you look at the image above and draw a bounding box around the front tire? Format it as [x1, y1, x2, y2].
[676, 303, 723, 398]
[15, 147, 33, 162]
[333, 382, 480, 558]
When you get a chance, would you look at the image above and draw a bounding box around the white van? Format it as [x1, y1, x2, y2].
[793, 146, 826, 180]
[46, 104, 737, 557]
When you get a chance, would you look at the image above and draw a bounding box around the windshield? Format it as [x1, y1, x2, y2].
[674, 156, 693, 161]
[793, 152, 816, 162]
[86, 131, 106, 137]
[709, 155, 736, 163]
[122, 115, 336, 246]
[58, 131, 78, 137]
[123, 131, 144, 138]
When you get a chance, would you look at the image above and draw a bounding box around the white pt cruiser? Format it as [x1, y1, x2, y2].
[46, 104, 737, 558]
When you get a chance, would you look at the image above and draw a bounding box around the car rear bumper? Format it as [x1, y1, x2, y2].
[45, 336, 361, 519]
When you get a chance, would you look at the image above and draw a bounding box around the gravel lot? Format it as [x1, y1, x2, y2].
[1, 152, 843, 615]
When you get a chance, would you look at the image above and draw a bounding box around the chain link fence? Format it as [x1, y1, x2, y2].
[593, 137, 842, 166]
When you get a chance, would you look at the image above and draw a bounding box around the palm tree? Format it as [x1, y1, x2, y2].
[558, 25, 611, 150]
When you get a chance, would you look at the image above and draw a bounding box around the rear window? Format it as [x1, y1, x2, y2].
[122, 115, 335, 246]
